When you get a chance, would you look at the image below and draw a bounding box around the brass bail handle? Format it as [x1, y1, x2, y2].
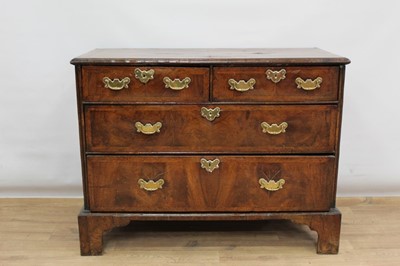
[103, 77, 130, 91]
[138, 178, 164, 191]
[259, 178, 285, 191]
[261, 122, 288, 135]
[228, 78, 256, 92]
[135, 122, 162, 135]
[295, 77, 323, 91]
[163, 77, 191, 90]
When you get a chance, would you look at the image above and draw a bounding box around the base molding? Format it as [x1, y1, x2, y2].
[78, 208, 341, 255]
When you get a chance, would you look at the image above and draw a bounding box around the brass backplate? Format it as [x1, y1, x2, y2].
[265, 69, 286, 83]
[201, 107, 221, 122]
[200, 158, 220, 173]
[134, 68, 155, 84]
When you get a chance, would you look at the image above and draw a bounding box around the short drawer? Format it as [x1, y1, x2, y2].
[85, 104, 337, 154]
[82, 66, 209, 102]
[87, 155, 336, 212]
[212, 67, 339, 102]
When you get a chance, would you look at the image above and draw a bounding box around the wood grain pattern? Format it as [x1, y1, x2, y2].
[87, 155, 336, 212]
[78, 214, 131, 255]
[2, 198, 400, 263]
[78, 208, 341, 255]
[213, 66, 339, 102]
[85, 104, 338, 154]
[82, 66, 209, 102]
[72, 48, 349, 256]
[74, 65, 90, 209]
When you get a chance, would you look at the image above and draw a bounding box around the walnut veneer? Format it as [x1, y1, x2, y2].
[71, 48, 350, 255]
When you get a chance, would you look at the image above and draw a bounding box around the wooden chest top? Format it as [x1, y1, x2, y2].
[71, 48, 350, 65]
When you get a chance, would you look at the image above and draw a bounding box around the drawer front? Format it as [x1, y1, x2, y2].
[85, 104, 337, 154]
[212, 67, 339, 102]
[87, 155, 335, 212]
[82, 66, 209, 102]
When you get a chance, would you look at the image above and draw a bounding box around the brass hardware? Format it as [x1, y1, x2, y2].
[103, 77, 130, 90]
[135, 122, 162, 135]
[200, 158, 220, 173]
[201, 107, 221, 122]
[261, 122, 288, 135]
[138, 178, 164, 191]
[265, 69, 286, 83]
[295, 77, 323, 91]
[259, 178, 285, 191]
[134, 68, 155, 84]
[228, 78, 256, 92]
[163, 77, 191, 90]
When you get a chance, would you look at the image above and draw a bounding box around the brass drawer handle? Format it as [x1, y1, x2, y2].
[200, 158, 220, 173]
[135, 122, 162, 135]
[103, 77, 130, 90]
[163, 77, 191, 90]
[259, 178, 285, 191]
[261, 122, 288, 135]
[134, 68, 155, 84]
[138, 178, 164, 191]
[295, 77, 323, 91]
[228, 78, 256, 92]
[265, 69, 286, 83]
[201, 107, 221, 122]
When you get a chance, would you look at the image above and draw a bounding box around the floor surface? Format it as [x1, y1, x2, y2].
[0, 197, 399, 265]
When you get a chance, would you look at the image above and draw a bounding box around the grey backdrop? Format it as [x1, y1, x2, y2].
[1, 0, 399, 197]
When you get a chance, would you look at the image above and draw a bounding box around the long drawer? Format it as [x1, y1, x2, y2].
[85, 104, 338, 154]
[87, 155, 336, 212]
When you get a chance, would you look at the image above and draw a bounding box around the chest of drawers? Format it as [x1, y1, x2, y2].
[71, 48, 350, 255]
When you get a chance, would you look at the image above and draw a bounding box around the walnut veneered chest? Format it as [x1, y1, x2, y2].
[71, 48, 350, 255]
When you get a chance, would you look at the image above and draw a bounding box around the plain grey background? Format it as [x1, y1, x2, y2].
[1, 0, 399, 197]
